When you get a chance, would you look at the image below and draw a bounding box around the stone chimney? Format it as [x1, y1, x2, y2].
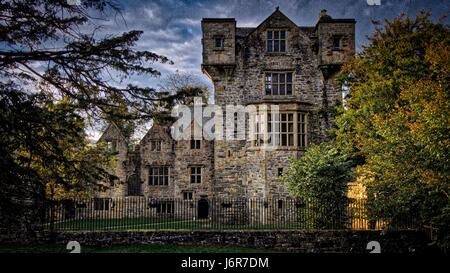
[318, 9, 332, 22]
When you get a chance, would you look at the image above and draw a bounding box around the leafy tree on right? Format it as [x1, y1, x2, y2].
[335, 12, 449, 249]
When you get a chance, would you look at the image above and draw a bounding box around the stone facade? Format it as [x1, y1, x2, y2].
[97, 9, 355, 203]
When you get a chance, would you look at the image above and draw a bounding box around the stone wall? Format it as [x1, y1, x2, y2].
[32, 230, 436, 253]
[201, 9, 356, 199]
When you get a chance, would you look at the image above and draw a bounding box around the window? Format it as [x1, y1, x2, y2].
[106, 140, 117, 153]
[190, 166, 202, 184]
[253, 113, 264, 146]
[190, 139, 201, 149]
[265, 72, 293, 96]
[298, 113, 307, 147]
[253, 112, 307, 148]
[333, 35, 342, 49]
[233, 112, 238, 139]
[152, 201, 174, 214]
[150, 140, 161, 151]
[214, 36, 224, 49]
[183, 192, 193, 200]
[278, 168, 283, 177]
[267, 30, 286, 52]
[93, 198, 110, 211]
[268, 113, 294, 146]
[149, 166, 169, 186]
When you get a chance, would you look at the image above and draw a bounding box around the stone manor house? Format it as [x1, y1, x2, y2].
[97, 9, 355, 210]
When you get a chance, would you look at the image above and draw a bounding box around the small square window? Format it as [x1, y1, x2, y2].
[106, 140, 117, 153]
[150, 140, 161, 151]
[190, 139, 201, 149]
[278, 168, 283, 177]
[214, 36, 224, 49]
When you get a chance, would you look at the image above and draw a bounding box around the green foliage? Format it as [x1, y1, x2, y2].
[0, 0, 178, 206]
[0, 89, 114, 201]
[283, 142, 354, 228]
[335, 12, 449, 248]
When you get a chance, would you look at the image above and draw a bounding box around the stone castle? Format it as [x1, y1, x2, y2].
[98, 8, 355, 203]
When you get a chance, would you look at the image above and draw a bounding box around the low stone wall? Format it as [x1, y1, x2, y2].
[30, 230, 437, 253]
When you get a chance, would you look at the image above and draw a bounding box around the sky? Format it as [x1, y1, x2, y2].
[79, 0, 449, 140]
[98, 0, 449, 88]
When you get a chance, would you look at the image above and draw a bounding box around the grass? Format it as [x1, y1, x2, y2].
[0, 244, 280, 253]
[46, 217, 307, 231]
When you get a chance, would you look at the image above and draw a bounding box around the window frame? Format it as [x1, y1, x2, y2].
[214, 35, 224, 50]
[93, 198, 111, 211]
[106, 140, 118, 153]
[190, 166, 202, 184]
[183, 191, 193, 200]
[148, 166, 169, 186]
[266, 29, 287, 53]
[190, 139, 201, 149]
[332, 35, 343, 50]
[264, 72, 294, 96]
[253, 111, 308, 148]
[150, 140, 162, 151]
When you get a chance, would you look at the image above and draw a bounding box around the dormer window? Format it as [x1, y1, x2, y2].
[214, 36, 224, 49]
[267, 30, 286, 52]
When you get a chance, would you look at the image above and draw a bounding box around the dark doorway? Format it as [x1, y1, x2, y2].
[127, 174, 142, 196]
[197, 198, 209, 219]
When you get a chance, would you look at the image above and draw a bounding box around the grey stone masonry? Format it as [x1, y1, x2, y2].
[97, 8, 355, 202]
[201, 8, 355, 199]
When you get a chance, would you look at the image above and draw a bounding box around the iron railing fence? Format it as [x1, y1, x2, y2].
[42, 197, 420, 232]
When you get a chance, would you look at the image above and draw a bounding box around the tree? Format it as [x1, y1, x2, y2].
[158, 71, 210, 106]
[335, 12, 449, 248]
[282, 142, 354, 229]
[0, 88, 114, 234]
[0, 0, 186, 234]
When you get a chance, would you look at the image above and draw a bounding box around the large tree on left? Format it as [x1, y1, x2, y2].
[0, 0, 173, 237]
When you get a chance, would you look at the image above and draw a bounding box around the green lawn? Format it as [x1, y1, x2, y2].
[46, 217, 307, 231]
[0, 244, 280, 253]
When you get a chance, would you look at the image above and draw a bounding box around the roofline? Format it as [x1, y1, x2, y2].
[245, 8, 300, 37]
[317, 19, 356, 24]
[202, 18, 236, 23]
[97, 122, 127, 143]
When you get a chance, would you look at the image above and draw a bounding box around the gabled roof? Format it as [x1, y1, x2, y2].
[140, 122, 172, 144]
[98, 122, 127, 143]
[247, 7, 298, 36]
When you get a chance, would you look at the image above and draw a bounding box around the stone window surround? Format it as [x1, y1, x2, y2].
[266, 29, 287, 53]
[190, 139, 201, 149]
[264, 71, 294, 96]
[148, 165, 170, 186]
[149, 139, 162, 151]
[332, 34, 344, 50]
[251, 110, 308, 149]
[189, 165, 202, 184]
[213, 35, 225, 50]
[183, 191, 193, 200]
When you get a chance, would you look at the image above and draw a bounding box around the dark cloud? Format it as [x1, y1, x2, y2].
[98, 0, 448, 89]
